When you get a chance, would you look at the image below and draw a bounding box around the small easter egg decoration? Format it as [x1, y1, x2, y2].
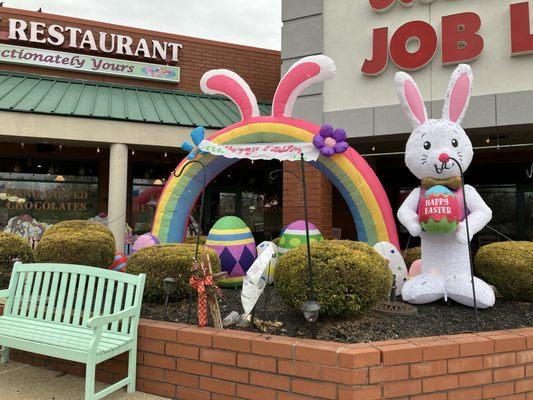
[278, 220, 323, 258]
[132, 233, 159, 253]
[257, 241, 278, 284]
[109, 251, 127, 273]
[373, 241, 408, 292]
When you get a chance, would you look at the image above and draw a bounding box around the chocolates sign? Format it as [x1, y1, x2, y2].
[362, 1, 533, 76]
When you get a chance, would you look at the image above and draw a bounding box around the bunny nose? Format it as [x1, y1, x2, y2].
[439, 153, 450, 163]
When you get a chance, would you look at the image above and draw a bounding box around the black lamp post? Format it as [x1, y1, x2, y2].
[270, 153, 319, 337]
[162, 277, 177, 320]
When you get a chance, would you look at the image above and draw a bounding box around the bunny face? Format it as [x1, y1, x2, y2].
[405, 119, 473, 180]
[395, 64, 474, 180]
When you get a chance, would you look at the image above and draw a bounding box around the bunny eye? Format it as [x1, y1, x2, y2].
[452, 139, 458, 148]
[423, 141, 431, 150]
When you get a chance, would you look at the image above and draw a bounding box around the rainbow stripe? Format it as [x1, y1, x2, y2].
[152, 116, 399, 248]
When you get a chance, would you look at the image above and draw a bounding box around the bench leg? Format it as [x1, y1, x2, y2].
[127, 348, 136, 393]
[85, 361, 95, 400]
[0, 346, 9, 363]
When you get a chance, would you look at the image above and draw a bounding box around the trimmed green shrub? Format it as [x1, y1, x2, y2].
[475, 241, 533, 302]
[34, 220, 115, 269]
[403, 246, 421, 268]
[184, 235, 207, 245]
[126, 244, 221, 302]
[275, 240, 392, 317]
[0, 232, 34, 288]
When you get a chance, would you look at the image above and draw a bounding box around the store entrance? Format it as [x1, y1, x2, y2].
[200, 159, 282, 243]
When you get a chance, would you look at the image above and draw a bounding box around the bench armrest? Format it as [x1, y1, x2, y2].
[0, 289, 9, 299]
[86, 306, 138, 329]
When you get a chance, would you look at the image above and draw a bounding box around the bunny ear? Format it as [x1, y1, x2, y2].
[394, 71, 428, 129]
[272, 55, 336, 118]
[442, 64, 473, 124]
[200, 69, 260, 120]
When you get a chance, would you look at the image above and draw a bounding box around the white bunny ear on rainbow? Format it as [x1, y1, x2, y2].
[442, 64, 473, 125]
[200, 69, 260, 121]
[272, 55, 336, 118]
[394, 71, 428, 129]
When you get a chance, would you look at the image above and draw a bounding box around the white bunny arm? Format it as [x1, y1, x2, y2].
[397, 187, 422, 237]
[456, 185, 492, 243]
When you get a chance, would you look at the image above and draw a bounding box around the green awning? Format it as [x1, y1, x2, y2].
[0, 71, 272, 129]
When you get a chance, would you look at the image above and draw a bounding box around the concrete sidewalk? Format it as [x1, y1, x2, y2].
[0, 361, 164, 400]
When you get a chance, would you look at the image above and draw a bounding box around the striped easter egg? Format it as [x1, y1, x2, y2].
[278, 220, 323, 258]
[206, 216, 256, 288]
[109, 251, 127, 273]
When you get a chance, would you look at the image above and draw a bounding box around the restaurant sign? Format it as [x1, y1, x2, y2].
[0, 43, 180, 82]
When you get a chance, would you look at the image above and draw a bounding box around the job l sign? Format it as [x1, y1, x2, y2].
[362, 1, 533, 75]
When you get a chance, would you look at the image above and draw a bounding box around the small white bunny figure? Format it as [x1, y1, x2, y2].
[395, 64, 495, 308]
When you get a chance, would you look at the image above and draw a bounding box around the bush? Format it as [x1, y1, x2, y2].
[275, 240, 392, 317]
[34, 220, 115, 269]
[184, 235, 207, 245]
[403, 246, 421, 268]
[127, 244, 221, 302]
[0, 232, 34, 288]
[475, 241, 533, 302]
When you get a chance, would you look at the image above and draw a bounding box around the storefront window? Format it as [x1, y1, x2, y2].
[477, 185, 517, 242]
[131, 179, 164, 235]
[0, 172, 98, 240]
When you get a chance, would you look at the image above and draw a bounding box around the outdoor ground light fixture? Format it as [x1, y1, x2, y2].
[300, 300, 320, 338]
[163, 277, 177, 320]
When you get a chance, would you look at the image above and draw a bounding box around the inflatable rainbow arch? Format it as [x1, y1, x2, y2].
[152, 56, 399, 248]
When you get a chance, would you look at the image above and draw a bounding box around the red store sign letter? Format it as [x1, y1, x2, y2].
[510, 1, 533, 56]
[390, 21, 437, 70]
[442, 12, 484, 65]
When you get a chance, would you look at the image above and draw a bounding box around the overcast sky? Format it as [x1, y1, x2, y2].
[8, 0, 282, 50]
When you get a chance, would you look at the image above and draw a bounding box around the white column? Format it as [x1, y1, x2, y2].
[108, 143, 128, 252]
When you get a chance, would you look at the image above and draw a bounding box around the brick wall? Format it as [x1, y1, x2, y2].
[283, 161, 333, 239]
[1, 302, 531, 400]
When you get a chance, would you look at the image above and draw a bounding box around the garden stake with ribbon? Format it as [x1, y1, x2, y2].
[189, 254, 223, 328]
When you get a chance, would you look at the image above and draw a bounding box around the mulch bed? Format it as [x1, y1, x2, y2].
[141, 286, 533, 343]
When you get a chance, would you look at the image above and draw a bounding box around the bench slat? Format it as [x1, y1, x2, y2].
[63, 274, 78, 324]
[28, 271, 43, 319]
[37, 272, 52, 320]
[102, 279, 114, 330]
[110, 282, 125, 332]
[6, 271, 23, 316]
[82, 275, 96, 327]
[54, 273, 70, 323]
[72, 275, 87, 326]
[93, 277, 106, 320]
[45, 272, 60, 321]
[19, 272, 34, 317]
[121, 284, 135, 335]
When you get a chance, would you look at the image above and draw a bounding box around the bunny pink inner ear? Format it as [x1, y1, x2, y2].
[448, 73, 470, 123]
[404, 79, 426, 125]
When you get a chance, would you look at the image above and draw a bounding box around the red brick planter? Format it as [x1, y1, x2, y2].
[1, 305, 532, 399]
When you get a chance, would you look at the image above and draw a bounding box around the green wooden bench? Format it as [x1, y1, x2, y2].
[0, 262, 146, 400]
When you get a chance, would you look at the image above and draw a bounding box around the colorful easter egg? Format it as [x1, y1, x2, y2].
[373, 241, 408, 293]
[132, 232, 159, 253]
[277, 220, 323, 258]
[257, 241, 278, 284]
[109, 251, 127, 273]
[206, 216, 256, 288]
[418, 185, 461, 234]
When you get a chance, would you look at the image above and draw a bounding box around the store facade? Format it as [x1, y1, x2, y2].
[282, 0, 533, 245]
[0, 6, 281, 250]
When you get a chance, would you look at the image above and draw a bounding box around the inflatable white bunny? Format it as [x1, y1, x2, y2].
[395, 64, 495, 308]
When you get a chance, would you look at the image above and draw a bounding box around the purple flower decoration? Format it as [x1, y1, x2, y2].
[313, 124, 349, 157]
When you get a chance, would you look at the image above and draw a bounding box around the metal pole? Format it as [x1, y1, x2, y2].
[174, 160, 207, 324]
[447, 156, 480, 333]
[299, 153, 314, 298]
